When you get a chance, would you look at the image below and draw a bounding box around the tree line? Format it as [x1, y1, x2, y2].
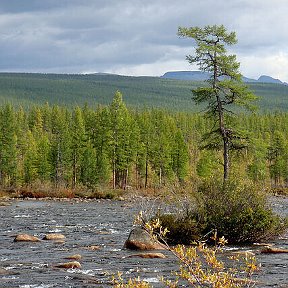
[0, 92, 287, 191]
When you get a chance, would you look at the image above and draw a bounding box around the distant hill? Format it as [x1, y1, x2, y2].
[162, 71, 286, 85]
[257, 75, 283, 84]
[161, 71, 210, 81]
[0, 72, 287, 112]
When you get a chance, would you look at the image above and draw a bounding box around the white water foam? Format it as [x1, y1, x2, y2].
[14, 214, 31, 218]
[19, 284, 56, 288]
[1, 275, 19, 280]
[48, 228, 62, 233]
[142, 277, 160, 283]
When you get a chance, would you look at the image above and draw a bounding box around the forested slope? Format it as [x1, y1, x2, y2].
[0, 73, 287, 111]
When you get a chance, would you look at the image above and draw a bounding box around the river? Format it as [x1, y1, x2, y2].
[0, 197, 287, 287]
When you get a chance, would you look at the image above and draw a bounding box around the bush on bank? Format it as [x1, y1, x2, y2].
[157, 178, 286, 244]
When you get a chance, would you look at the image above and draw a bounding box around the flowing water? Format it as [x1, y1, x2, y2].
[0, 197, 287, 287]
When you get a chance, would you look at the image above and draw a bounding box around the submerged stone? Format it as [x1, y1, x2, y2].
[55, 261, 81, 269]
[124, 252, 166, 259]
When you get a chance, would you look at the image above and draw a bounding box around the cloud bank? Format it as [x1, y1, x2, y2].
[0, 0, 287, 82]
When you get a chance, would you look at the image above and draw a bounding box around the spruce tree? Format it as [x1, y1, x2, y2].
[109, 91, 136, 189]
[172, 129, 189, 182]
[70, 106, 86, 188]
[50, 106, 71, 187]
[0, 104, 18, 186]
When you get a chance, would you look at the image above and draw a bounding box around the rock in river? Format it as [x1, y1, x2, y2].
[65, 254, 82, 260]
[0, 201, 11, 206]
[43, 233, 65, 240]
[55, 261, 81, 269]
[14, 234, 41, 242]
[261, 247, 288, 254]
[124, 252, 166, 259]
[124, 227, 166, 250]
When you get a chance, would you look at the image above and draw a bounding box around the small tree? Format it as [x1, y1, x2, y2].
[178, 25, 257, 181]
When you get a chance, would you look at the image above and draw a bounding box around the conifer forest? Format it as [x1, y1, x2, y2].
[0, 90, 287, 192]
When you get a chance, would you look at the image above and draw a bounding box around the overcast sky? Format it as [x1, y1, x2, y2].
[0, 0, 287, 82]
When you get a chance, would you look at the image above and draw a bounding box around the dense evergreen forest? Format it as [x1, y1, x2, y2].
[0, 73, 288, 112]
[0, 90, 287, 193]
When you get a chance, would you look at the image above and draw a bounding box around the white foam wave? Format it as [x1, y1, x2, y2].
[19, 284, 56, 288]
[67, 268, 103, 276]
[1, 275, 19, 280]
[48, 228, 62, 233]
[142, 277, 160, 283]
[14, 214, 31, 218]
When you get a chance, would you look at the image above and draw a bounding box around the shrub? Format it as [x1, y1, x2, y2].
[155, 178, 285, 244]
[156, 213, 201, 245]
[196, 178, 285, 243]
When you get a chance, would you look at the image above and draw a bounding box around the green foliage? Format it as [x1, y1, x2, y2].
[178, 24, 257, 181]
[197, 178, 284, 243]
[154, 178, 285, 245]
[156, 213, 201, 245]
[109, 91, 137, 189]
[172, 130, 189, 182]
[0, 94, 191, 191]
[0, 95, 286, 192]
[0, 104, 18, 186]
[267, 130, 288, 185]
[196, 150, 220, 178]
[247, 138, 268, 182]
[70, 106, 86, 187]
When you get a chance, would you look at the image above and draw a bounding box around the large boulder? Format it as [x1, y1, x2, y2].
[124, 227, 166, 250]
[14, 234, 41, 242]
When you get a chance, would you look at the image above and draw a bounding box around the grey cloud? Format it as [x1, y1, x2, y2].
[0, 0, 287, 80]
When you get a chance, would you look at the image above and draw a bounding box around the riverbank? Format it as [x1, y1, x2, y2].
[0, 185, 167, 201]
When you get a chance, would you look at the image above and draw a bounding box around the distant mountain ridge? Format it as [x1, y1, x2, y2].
[0, 72, 287, 112]
[161, 71, 286, 85]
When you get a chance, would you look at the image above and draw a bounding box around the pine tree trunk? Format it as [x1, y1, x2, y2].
[145, 158, 148, 189]
[223, 137, 229, 181]
[159, 166, 162, 186]
[112, 149, 116, 189]
[72, 154, 77, 189]
[55, 142, 61, 188]
[123, 168, 128, 190]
